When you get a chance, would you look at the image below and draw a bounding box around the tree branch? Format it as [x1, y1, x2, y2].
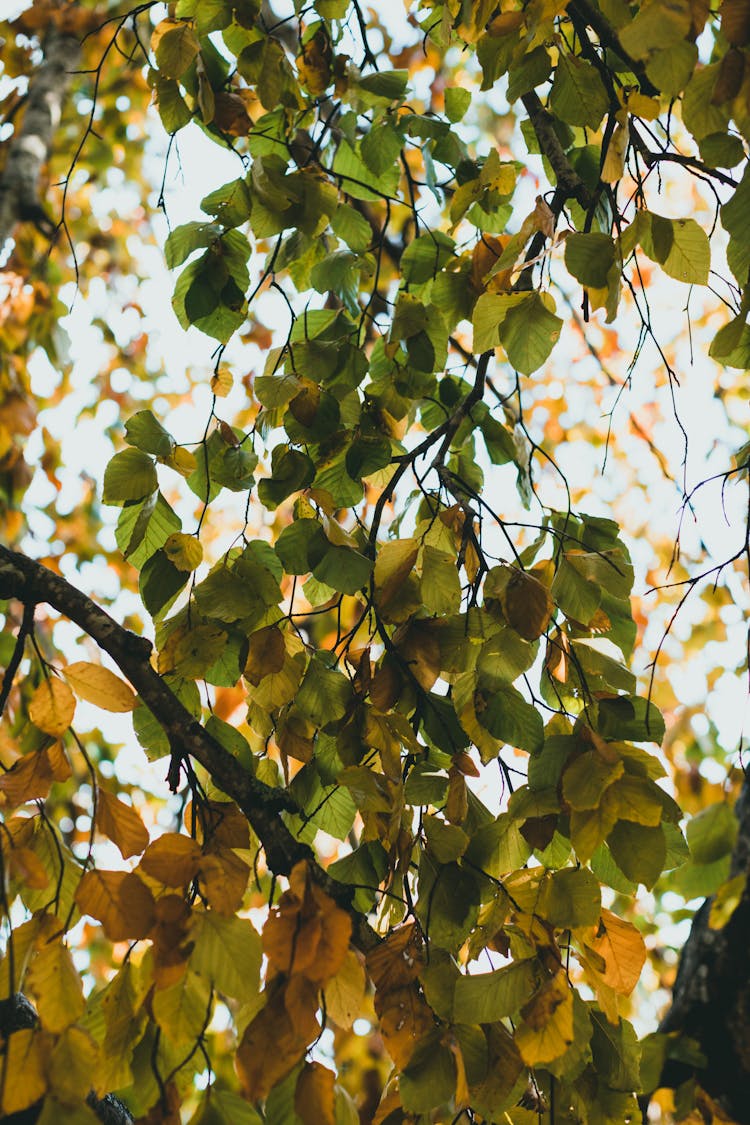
[0, 22, 80, 247]
[0, 545, 380, 952]
[568, 0, 659, 97]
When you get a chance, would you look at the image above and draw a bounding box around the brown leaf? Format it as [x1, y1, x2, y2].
[295, 1062, 336, 1125]
[374, 983, 434, 1069]
[96, 789, 149, 859]
[75, 869, 155, 942]
[198, 848, 250, 915]
[139, 833, 201, 887]
[0, 747, 56, 806]
[721, 0, 750, 44]
[366, 924, 425, 993]
[502, 568, 554, 641]
[245, 625, 286, 686]
[237, 979, 319, 1100]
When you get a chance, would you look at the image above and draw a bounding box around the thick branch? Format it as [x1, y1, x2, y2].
[655, 770, 750, 1123]
[0, 22, 80, 246]
[0, 545, 379, 952]
[521, 92, 593, 212]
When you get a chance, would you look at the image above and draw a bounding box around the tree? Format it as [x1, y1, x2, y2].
[0, 0, 748, 1122]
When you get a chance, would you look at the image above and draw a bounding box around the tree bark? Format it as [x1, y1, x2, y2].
[0, 21, 80, 248]
[656, 769, 750, 1123]
[0, 545, 379, 954]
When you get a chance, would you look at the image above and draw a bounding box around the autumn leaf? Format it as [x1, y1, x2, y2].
[63, 660, 136, 712]
[295, 1062, 336, 1125]
[26, 935, 85, 1032]
[28, 677, 75, 736]
[75, 869, 155, 941]
[96, 788, 149, 858]
[585, 909, 647, 995]
[237, 979, 319, 1100]
[139, 833, 202, 886]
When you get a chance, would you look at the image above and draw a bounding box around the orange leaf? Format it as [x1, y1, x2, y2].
[263, 861, 351, 985]
[374, 983, 434, 1069]
[586, 909, 647, 995]
[139, 833, 201, 886]
[96, 789, 149, 859]
[0, 748, 56, 806]
[366, 923, 424, 993]
[295, 1062, 336, 1125]
[28, 677, 75, 736]
[75, 869, 155, 941]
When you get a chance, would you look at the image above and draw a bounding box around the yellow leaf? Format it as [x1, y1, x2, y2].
[324, 949, 367, 1028]
[244, 625, 286, 686]
[210, 366, 233, 397]
[63, 661, 136, 712]
[28, 677, 75, 736]
[139, 833, 201, 886]
[47, 1026, 99, 1107]
[601, 113, 629, 184]
[163, 532, 203, 572]
[587, 909, 647, 995]
[26, 936, 84, 1032]
[625, 91, 661, 120]
[374, 539, 420, 612]
[0, 1029, 47, 1114]
[515, 973, 574, 1065]
[152, 968, 212, 1046]
[96, 789, 149, 859]
[263, 861, 352, 984]
[295, 1062, 336, 1125]
[164, 446, 197, 477]
[708, 873, 746, 930]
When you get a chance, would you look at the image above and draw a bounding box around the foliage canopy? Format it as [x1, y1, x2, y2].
[0, 0, 749, 1123]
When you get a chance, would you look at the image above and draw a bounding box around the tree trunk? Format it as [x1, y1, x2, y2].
[656, 770, 750, 1123]
[0, 20, 80, 248]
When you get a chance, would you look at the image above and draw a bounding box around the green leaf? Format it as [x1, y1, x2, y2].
[686, 801, 737, 865]
[550, 53, 609, 130]
[618, 0, 691, 61]
[453, 960, 537, 1024]
[542, 867, 601, 929]
[311, 544, 373, 596]
[565, 233, 617, 289]
[356, 69, 409, 102]
[607, 822, 666, 889]
[155, 77, 193, 132]
[639, 214, 710, 285]
[296, 653, 351, 726]
[682, 62, 729, 141]
[139, 549, 189, 619]
[116, 492, 181, 569]
[445, 86, 472, 122]
[596, 695, 665, 745]
[421, 546, 461, 615]
[103, 449, 158, 505]
[479, 684, 544, 754]
[164, 221, 222, 269]
[190, 911, 262, 1004]
[499, 292, 563, 375]
[400, 232, 456, 285]
[400, 1031, 456, 1113]
[154, 19, 201, 78]
[124, 411, 174, 458]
